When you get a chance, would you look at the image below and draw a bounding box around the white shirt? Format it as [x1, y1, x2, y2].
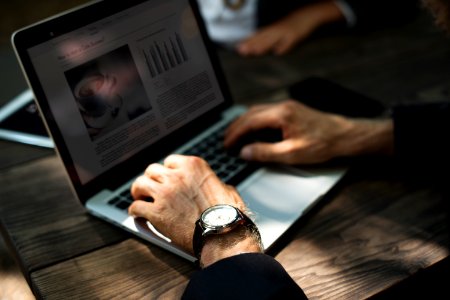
[196, 0, 258, 47]
[196, 0, 356, 47]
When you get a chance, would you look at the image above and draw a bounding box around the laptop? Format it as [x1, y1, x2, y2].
[0, 89, 53, 148]
[12, 0, 346, 262]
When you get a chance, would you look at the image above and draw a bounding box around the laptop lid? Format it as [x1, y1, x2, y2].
[12, 0, 234, 204]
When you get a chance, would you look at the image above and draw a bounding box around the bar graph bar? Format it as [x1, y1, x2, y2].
[142, 32, 189, 78]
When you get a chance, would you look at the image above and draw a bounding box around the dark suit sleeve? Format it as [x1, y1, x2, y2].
[182, 253, 307, 300]
[344, 0, 419, 28]
[393, 102, 450, 168]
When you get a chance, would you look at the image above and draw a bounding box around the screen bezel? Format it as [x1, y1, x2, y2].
[12, 0, 234, 203]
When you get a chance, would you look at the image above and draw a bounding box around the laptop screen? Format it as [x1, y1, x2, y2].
[18, 0, 230, 192]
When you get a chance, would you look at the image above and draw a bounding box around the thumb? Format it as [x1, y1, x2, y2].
[240, 142, 289, 163]
[128, 200, 155, 221]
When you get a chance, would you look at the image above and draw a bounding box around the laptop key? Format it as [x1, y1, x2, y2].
[108, 197, 121, 205]
[115, 201, 130, 210]
[120, 190, 132, 198]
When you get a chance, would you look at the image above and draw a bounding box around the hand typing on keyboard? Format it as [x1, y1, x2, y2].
[224, 100, 394, 164]
[128, 154, 262, 267]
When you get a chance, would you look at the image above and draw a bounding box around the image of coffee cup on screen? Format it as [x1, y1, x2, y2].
[65, 45, 152, 141]
[74, 73, 123, 129]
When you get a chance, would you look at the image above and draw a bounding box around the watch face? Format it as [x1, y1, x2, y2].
[202, 205, 238, 227]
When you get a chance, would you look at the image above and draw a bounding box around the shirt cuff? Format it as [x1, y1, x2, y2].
[334, 0, 357, 27]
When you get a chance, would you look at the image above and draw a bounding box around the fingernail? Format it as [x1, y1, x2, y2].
[240, 146, 252, 160]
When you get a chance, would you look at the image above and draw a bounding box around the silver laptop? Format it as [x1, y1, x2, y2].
[12, 0, 346, 262]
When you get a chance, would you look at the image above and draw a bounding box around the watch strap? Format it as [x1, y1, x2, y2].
[193, 219, 204, 259]
[192, 206, 259, 261]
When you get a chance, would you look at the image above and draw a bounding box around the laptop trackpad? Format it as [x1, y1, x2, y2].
[238, 166, 344, 249]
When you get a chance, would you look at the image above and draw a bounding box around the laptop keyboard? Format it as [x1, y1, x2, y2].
[107, 189, 134, 210]
[108, 123, 256, 211]
[182, 123, 253, 183]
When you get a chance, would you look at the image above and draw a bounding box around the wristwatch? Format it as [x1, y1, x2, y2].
[193, 204, 258, 259]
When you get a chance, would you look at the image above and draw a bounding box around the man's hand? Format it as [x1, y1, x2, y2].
[237, 1, 344, 56]
[128, 155, 250, 257]
[224, 100, 394, 164]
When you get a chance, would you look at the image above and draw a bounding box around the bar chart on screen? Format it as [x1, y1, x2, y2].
[139, 31, 189, 78]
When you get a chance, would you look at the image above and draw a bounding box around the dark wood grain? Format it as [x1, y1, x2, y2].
[0, 156, 128, 275]
[13, 160, 449, 299]
[276, 162, 449, 299]
[31, 239, 194, 299]
[220, 12, 450, 107]
[0, 140, 53, 171]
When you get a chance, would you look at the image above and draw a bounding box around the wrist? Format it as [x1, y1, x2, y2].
[336, 117, 394, 157]
[199, 226, 263, 268]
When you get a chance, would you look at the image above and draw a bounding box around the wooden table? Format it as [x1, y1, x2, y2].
[1, 10, 449, 299]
